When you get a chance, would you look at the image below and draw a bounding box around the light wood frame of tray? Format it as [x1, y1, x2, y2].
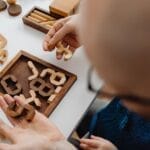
[0, 50, 77, 117]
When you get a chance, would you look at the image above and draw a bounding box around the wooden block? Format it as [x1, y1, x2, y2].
[50, 0, 80, 17]
[0, 34, 7, 49]
[1, 74, 22, 96]
[22, 7, 64, 33]
[0, 49, 8, 64]
[56, 42, 73, 61]
[0, 50, 77, 117]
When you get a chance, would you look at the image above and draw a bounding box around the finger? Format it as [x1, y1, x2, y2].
[4, 95, 15, 105]
[44, 22, 64, 51]
[80, 139, 99, 148]
[53, 21, 64, 32]
[43, 41, 52, 51]
[0, 96, 8, 112]
[43, 28, 56, 51]
[56, 48, 64, 60]
[48, 24, 73, 50]
[80, 143, 94, 150]
[14, 96, 26, 106]
[0, 143, 15, 150]
[91, 135, 103, 141]
[0, 119, 14, 140]
[56, 53, 63, 60]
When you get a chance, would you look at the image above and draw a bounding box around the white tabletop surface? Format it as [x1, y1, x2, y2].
[0, 0, 98, 138]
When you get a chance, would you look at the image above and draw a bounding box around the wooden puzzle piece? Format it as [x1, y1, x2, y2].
[1, 74, 22, 96]
[50, 72, 66, 86]
[29, 78, 55, 97]
[24, 90, 41, 107]
[0, 51, 77, 117]
[6, 101, 35, 122]
[48, 94, 56, 103]
[7, 0, 16, 5]
[50, 0, 80, 17]
[27, 10, 56, 30]
[0, 49, 8, 64]
[8, 4, 22, 16]
[6, 101, 24, 117]
[47, 86, 62, 103]
[27, 61, 39, 81]
[24, 104, 35, 121]
[0, 34, 7, 49]
[40, 68, 67, 86]
[33, 10, 56, 21]
[55, 86, 62, 93]
[56, 42, 73, 61]
[7, 0, 22, 16]
[0, 0, 7, 12]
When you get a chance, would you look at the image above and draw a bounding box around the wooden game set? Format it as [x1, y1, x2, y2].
[0, 0, 22, 16]
[23, 0, 80, 33]
[0, 0, 80, 121]
[0, 51, 77, 119]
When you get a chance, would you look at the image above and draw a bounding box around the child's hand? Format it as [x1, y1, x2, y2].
[43, 15, 81, 60]
[80, 135, 117, 150]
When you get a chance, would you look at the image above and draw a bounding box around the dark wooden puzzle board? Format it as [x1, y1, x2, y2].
[0, 51, 77, 117]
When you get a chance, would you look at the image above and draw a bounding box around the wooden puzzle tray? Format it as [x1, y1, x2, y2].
[23, 7, 64, 33]
[0, 51, 77, 117]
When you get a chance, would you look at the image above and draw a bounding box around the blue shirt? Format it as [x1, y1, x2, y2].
[89, 98, 150, 150]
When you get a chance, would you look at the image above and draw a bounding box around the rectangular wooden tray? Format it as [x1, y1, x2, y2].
[0, 51, 77, 117]
[22, 7, 64, 33]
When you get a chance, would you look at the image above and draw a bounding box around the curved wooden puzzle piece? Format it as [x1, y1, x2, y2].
[56, 42, 73, 61]
[29, 78, 54, 97]
[27, 61, 39, 81]
[25, 90, 41, 107]
[1, 74, 22, 96]
[0, 49, 8, 64]
[6, 101, 35, 122]
[0, 34, 7, 49]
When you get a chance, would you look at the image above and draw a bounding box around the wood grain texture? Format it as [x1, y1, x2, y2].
[23, 7, 64, 33]
[50, 0, 80, 17]
[0, 50, 77, 117]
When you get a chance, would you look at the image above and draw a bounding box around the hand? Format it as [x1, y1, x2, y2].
[43, 15, 81, 60]
[0, 119, 77, 150]
[0, 119, 52, 150]
[0, 95, 64, 141]
[80, 135, 117, 150]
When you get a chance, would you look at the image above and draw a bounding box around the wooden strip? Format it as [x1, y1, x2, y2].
[33, 10, 56, 21]
[40, 21, 55, 26]
[40, 21, 50, 25]
[27, 16, 41, 23]
[45, 24, 53, 29]
[30, 13, 47, 22]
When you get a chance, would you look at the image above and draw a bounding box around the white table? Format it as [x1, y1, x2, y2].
[0, 0, 98, 138]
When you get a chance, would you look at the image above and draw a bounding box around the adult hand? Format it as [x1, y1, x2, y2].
[0, 95, 64, 142]
[43, 15, 81, 60]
